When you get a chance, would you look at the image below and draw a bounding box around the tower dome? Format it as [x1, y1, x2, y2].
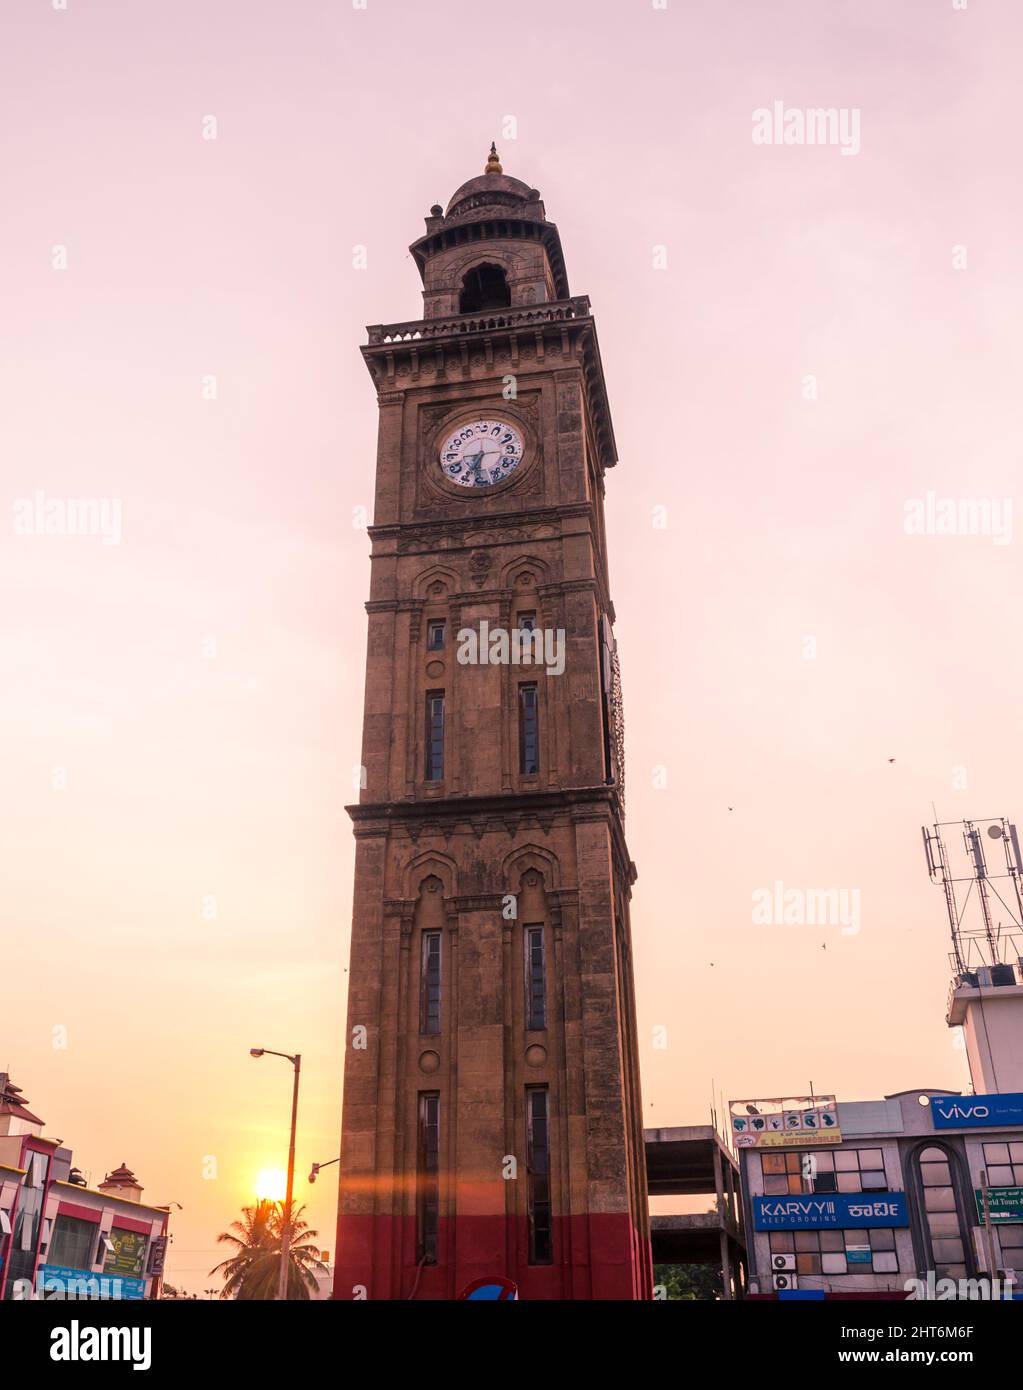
[445, 144, 538, 219]
[410, 144, 569, 317]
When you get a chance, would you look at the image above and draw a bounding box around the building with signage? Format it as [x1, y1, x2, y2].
[0, 1073, 170, 1301]
[734, 1089, 1023, 1298]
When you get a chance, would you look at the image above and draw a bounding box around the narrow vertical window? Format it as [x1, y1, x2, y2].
[916, 1145, 967, 1280]
[526, 1086, 552, 1264]
[427, 620, 446, 651]
[425, 691, 445, 781]
[417, 1093, 440, 1264]
[519, 683, 539, 775]
[518, 611, 536, 631]
[420, 931, 441, 1035]
[525, 925, 546, 1031]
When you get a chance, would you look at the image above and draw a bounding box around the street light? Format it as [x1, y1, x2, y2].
[250, 1046, 302, 1301]
[308, 1156, 340, 1184]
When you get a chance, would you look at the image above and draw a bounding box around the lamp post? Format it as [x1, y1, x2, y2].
[250, 1047, 302, 1301]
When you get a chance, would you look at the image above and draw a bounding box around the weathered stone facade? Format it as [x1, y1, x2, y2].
[334, 154, 651, 1300]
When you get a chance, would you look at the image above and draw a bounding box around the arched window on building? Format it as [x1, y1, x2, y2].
[459, 263, 511, 313]
[915, 1143, 970, 1280]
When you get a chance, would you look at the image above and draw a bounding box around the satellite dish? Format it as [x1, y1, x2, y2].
[988, 824, 1004, 839]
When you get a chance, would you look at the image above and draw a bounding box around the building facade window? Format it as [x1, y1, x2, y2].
[427, 620, 446, 651]
[425, 692, 445, 781]
[525, 925, 547, 1031]
[416, 1093, 440, 1265]
[982, 1141, 1023, 1272]
[916, 1144, 968, 1280]
[519, 684, 539, 776]
[420, 930, 442, 1035]
[997, 1223, 1023, 1272]
[768, 1228, 899, 1276]
[526, 1086, 552, 1264]
[518, 611, 536, 631]
[761, 1148, 888, 1196]
[3, 1151, 50, 1298]
[48, 1214, 98, 1270]
[982, 1140, 1023, 1187]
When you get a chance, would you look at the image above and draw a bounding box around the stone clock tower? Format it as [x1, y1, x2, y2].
[334, 146, 651, 1301]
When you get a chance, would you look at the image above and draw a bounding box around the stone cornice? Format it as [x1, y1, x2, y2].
[361, 301, 617, 476]
[348, 785, 634, 885]
[364, 576, 605, 617]
[366, 501, 592, 545]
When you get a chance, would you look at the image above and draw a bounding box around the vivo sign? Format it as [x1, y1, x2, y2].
[930, 1093, 1023, 1130]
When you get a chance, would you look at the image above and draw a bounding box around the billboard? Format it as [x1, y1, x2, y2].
[38, 1264, 147, 1300]
[147, 1236, 168, 1276]
[103, 1228, 148, 1280]
[753, 1193, 909, 1231]
[975, 1187, 1023, 1223]
[730, 1095, 841, 1148]
[931, 1093, 1023, 1130]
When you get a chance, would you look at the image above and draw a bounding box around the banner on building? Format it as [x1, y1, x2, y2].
[38, 1264, 147, 1300]
[931, 1093, 1023, 1130]
[147, 1236, 168, 1276]
[975, 1187, 1023, 1223]
[730, 1095, 841, 1148]
[753, 1193, 909, 1231]
[102, 1228, 148, 1280]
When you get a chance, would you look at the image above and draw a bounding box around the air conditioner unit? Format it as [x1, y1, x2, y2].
[772, 1254, 796, 1272]
[990, 964, 1016, 987]
[773, 1272, 798, 1292]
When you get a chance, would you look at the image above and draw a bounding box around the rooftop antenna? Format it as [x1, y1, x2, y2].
[922, 815, 1023, 976]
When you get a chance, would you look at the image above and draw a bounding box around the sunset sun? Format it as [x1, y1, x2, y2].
[255, 1168, 286, 1203]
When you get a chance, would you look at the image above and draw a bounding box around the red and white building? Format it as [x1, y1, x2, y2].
[0, 1073, 170, 1301]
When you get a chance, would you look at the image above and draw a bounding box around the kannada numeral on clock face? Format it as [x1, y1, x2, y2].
[440, 419, 524, 488]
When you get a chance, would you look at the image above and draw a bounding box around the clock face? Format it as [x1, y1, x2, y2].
[439, 419, 525, 489]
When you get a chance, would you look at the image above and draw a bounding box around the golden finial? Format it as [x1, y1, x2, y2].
[484, 141, 502, 175]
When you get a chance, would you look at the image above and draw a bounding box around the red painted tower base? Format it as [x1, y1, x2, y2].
[334, 1212, 652, 1301]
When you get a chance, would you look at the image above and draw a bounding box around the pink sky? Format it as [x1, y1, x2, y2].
[2, 0, 1022, 1291]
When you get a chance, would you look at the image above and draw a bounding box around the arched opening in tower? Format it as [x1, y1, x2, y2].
[459, 263, 511, 314]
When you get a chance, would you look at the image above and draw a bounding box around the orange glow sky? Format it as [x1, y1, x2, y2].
[3, 1, 1022, 1292]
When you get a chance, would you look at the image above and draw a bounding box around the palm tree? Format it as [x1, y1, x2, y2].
[210, 1199, 329, 1299]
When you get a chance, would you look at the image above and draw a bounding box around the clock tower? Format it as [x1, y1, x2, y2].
[334, 146, 651, 1301]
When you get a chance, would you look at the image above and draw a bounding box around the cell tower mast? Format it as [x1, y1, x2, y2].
[922, 817, 1023, 974]
[922, 815, 1023, 1094]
